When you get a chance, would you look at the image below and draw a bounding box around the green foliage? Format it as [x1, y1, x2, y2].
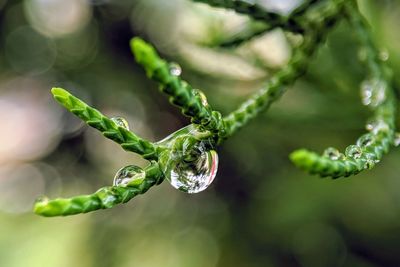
[34, 0, 398, 217]
[290, 1, 397, 177]
[51, 88, 159, 160]
[131, 38, 227, 141]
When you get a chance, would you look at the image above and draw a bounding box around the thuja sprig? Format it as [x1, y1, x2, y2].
[223, 0, 346, 137]
[34, 0, 394, 217]
[34, 162, 163, 216]
[204, 0, 322, 48]
[131, 38, 227, 141]
[289, 1, 397, 178]
[51, 88, 160, 160]
[36, 86, 217, 216]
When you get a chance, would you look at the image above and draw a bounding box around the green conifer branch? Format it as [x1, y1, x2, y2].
[34, 0, 397, 217]
[223, 0, 345, 136]
[213, 0, 322, 48]
[34, 162, 163, 217]
[193, 0, 288, 22]
[289, 1, 397, 178]
[130, 38, 227, 139]
[51, 88, 160, 160]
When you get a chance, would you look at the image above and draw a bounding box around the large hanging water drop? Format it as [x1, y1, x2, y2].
[360, 79, 386, 108]
[162, 140, 218, 194]
[111, 116, 130, 130]
[113, 165, 145, 187]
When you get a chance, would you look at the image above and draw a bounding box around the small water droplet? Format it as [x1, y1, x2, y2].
[323, 147, 343, 160]
[365, 119, 389, 134]
[163, 140, 218, 194]
[193, 89, 209, 106]
[35, 195, 49, 204]
[345, 145, 362, 159]
[360, 79, 386, 108]
[379, 49, 389, 61]
[363, 153, 378, 169]
[96, 187, 118, 208]
[357, 134, 374, 147]
[113, 165, 145, 187]
[111, 117, 130, 130]
[394, 133, 400, 147]
[169, 62, 182, 76]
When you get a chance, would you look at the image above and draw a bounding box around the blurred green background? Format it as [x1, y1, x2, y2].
[0, 0, 400, 266]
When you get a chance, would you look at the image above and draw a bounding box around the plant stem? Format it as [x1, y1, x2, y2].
[34, 162, 163, 217]
[289, 0, 397, 178]
[51, 88, 160, 160]
[223, 0, 346, 137]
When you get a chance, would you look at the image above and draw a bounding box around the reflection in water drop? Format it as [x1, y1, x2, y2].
[357, 134, 374, 147]
[163, 140, 218, 194]
[113, 165, 145, 187]
[323, 147, 343, 160]
[111, 116, 130, 130]
[169, 62, 182, 77]
[345, 145, 362, 159]
[360, 79, 386, 107]
[170, 150, 218, 194]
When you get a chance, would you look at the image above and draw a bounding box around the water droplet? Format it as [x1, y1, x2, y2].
[360, 79, 386, 107]
[96, 187, 119, 208]
[357, 134, 374, 147]
[193, 89, 209, 106]
[113, 165, 145, 187]
[323, 147, 343, 160]
[156, 124, 212, 146]
[394, 133, 400, 147]
[345, 145, 362, 159]
[162, 140, 218, 194]
[111, 117, 129, 130]
[169, 62, 182, 76]
[35, 195, 49, 205]
[365, 119, 389, 134]
[379, 49, 389, 62]
[363, 153, 378, 169]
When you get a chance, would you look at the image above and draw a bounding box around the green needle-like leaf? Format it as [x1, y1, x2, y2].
[33, 0, 394, 218]
[223, 0, 346, 137]
[130, 38, 227, 138]
[51, 88, 159, 160]
[211, 0, 322, 48]
[34, 162, 164, 217]
[289, 1, 397, 178]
